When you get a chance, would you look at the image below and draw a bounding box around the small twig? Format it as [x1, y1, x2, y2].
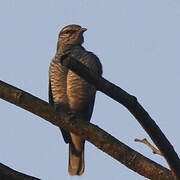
[135, 138, 162, 156]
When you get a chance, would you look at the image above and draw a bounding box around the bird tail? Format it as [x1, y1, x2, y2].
[68, 141, 85, 176]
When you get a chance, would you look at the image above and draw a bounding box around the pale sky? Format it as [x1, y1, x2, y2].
[0, 1, 180, 179]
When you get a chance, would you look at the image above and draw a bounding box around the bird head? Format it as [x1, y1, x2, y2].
[57, 24, 87, 52]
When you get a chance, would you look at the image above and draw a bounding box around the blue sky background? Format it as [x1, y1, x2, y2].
[0, 1, 180, 179]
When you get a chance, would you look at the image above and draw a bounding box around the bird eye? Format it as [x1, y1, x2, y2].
[63, 30, 76, 34]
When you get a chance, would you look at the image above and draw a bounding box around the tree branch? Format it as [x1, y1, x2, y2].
[135, 138, 162, 156]
[60, 55, 180, 179]
[0, 162, 39, 180]
[0, 80, 173, 179]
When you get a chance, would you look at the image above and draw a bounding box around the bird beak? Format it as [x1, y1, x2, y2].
[80, 28, 87, 33]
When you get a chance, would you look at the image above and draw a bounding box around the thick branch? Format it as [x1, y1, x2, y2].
[60, 55, 180, 179]
[0, 80, 173, 179]
[0, 162, 39, 180]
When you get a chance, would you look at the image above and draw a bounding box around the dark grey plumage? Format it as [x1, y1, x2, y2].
[49, 24, 102, 175]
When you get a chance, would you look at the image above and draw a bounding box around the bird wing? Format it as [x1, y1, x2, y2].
[67, 47, 103, 121]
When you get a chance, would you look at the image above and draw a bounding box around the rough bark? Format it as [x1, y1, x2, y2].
[0, 162, 39, 180]
[60, 54, 180, 179]
[0, 80, 174, 179]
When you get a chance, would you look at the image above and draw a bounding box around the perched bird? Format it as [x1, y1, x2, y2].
[49, 24, 102, 175]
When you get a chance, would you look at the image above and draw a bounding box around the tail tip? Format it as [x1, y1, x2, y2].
[68, 166, 84, 176]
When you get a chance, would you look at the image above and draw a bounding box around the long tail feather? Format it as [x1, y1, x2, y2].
[68, 142, 84, 175]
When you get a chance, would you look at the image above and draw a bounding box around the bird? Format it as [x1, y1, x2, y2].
[49, 24, 102, 175]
